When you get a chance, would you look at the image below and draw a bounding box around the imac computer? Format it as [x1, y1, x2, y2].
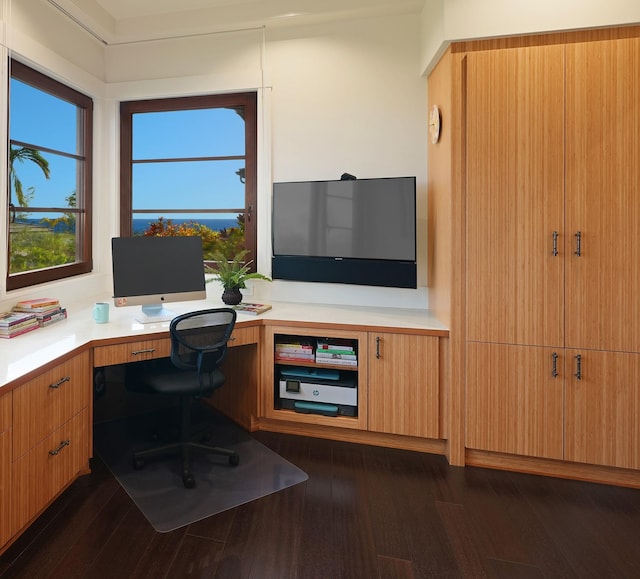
[111, 236, 207, 323]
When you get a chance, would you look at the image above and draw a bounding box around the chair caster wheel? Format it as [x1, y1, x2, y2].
[133, 457, 145, 470]
[183, 473, 196, 488]
[229, 453, 240, 466]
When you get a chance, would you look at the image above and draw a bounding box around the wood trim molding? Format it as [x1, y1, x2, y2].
[466, 449, 640, 489]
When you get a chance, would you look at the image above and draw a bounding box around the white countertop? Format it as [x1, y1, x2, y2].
[0, 296, 447, 390]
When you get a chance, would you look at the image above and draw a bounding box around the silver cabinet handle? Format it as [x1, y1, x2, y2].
[49, 376, 71, 389]
[375, 336, 381, 359]
[552, 352, 558, 378]
[575, 354, 582, 380]
[49, 439, 70, 456]
[552, 231, 559, 256]
[574, 231, 582, 257]
[132, 348, 156, 356]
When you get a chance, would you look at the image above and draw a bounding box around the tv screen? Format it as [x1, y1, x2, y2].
[111, 236, 206, 322]
[272, 177, 417, 288]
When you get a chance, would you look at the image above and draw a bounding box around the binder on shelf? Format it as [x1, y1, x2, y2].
[293, 401, 339, 417]
[280, 367, 340, 381]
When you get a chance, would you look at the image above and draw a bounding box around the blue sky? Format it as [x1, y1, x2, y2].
[10, 78, 246, 222]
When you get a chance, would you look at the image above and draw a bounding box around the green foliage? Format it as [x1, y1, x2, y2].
[9, 226, 75, 273]
[142, 215, 245, 260]
[41, 192, 77, 232]
[9, 146, 51, 208]
[8, 146, 73, 274]
[206, 249, 271, 289]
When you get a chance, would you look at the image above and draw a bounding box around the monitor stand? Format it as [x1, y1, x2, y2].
[135, 304, 177, 324]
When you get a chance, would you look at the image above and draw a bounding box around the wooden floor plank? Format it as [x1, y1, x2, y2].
[2, 431, 640, 579]
[165, 535, 225, 579]
[361, 445, 460, 577]
[377, 555, 415, 579]
[48, 490, 149, 579]
[0, 463, 122, 579]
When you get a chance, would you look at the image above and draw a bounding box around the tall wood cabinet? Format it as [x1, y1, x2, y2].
[430, 27, 640, 477]
[465, 44, 565, 349]
[565, 38, 640, 354]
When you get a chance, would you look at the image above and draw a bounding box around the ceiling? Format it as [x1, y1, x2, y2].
[50, 0, 425, 44]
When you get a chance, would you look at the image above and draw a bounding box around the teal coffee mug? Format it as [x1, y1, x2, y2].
[93, 302, 109, 324]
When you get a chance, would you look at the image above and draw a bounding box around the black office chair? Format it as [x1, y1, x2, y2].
[126, 308, 239, 488]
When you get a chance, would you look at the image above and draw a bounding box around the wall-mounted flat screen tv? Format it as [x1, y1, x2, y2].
[272, 176, 417, 288]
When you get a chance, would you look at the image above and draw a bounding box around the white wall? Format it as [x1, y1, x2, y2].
[262, 17, 427, 307]
[1, 6, 429, 311]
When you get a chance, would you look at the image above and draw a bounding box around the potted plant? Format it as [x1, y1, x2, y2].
[206, 249, 271, 305]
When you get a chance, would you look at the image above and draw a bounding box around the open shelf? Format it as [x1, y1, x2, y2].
[269, 329, 364, 427]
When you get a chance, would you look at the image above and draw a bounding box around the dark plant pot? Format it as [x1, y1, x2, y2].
[221, 287, 242, 306]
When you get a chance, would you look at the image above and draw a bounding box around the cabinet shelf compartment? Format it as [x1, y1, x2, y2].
[266, 328, 366, 430]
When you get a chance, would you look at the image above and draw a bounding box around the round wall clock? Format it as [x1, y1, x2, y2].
[429, 104, 441, 144]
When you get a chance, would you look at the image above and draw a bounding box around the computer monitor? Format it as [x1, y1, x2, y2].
[111, 236, 207, 322]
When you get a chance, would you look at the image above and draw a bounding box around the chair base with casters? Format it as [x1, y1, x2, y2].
[126, 308, 240, 489]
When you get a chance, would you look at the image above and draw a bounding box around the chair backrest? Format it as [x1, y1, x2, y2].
[169, 308, 237, 374]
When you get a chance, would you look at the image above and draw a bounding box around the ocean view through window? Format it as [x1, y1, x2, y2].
[7, 60, 93, 290]
[120, 93, 257, 266]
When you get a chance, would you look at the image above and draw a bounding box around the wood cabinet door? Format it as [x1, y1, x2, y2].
[12, 409, 89, 535]
[0, 395, 10, 548]
[465, 45, 565, 346]
[565, 37, 640, 352]
[466, 342, 564, 459]
[368, 333, 439, 439]
[12, 352, 91, 459]
[565, 349, 640, 470]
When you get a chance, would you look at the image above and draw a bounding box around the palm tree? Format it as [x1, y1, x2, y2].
[9, 146, 51, 208]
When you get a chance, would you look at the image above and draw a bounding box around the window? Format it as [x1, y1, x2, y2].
[7, 60, 93, 290]
[119, 93, 257, 265]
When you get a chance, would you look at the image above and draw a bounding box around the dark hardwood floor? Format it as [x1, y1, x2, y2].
[2, 431, 640, 578]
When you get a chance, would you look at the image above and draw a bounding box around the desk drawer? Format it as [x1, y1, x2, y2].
[94, 328, 258, 368]
[12, 408, 89, 535]
[13, 352, 91, 459]
[229, 326, 260, 348]
[94, 338, 171, 367]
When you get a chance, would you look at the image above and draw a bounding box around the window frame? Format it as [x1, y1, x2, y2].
[119, 92, 257, 266]
[7, 59, 93, 291]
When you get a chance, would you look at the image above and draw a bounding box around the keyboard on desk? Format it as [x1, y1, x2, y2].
[135, 312, 176, 324]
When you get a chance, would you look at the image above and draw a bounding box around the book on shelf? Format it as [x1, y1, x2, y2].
[317, 339, 354, 352]
[316, 347, 356, 356]
[0, 311, 37, 327]
[276, 347, 314, 355]
[275, 351, 315, 361]
[275, 342, 314, 354]
[13, 297, 60, 310]
[315, 351, 358, 361]
[315, 357, 358, 366]
[232, 302, 272, 315]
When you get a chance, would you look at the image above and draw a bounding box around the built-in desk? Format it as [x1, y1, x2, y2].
[0, 297, 448, 555]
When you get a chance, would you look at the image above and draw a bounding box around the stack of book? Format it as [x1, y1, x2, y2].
[0, 311, 40, 339]
[315, 339, 358, 366]
[12, 297, 67, 327]
[275, 339, 315, 362]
